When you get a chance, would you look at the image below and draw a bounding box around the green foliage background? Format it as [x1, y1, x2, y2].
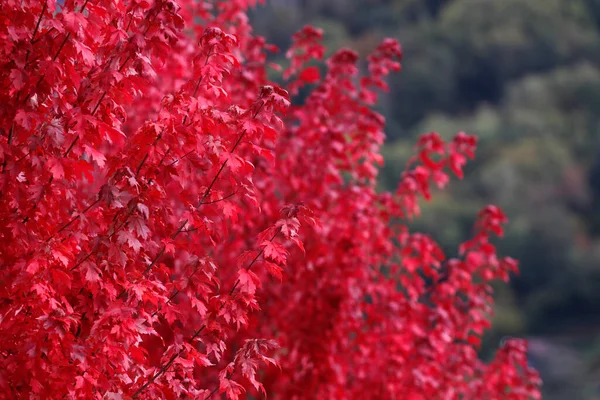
[250, 0, 600, 397]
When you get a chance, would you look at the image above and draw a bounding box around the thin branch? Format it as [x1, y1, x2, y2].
[63, 136, 79, 157]
[141, 246, 166, 277]
[199, 191, 237, 205]
[90, 92, 107, 116]
[135, 133, 166, 176]
[31, 27, 55, 44]
[116, 219, 188, 300]
[78, 0, 90, 13]
[89, 53, 131, 118]
[196, 123, 252, 209]
[131, 325, 205, 398]
[135, 128, 166, 177]
[24, 1, 48, 65]
[142, 7, 161, 36]
[68, 203, 137, 273]
[157, 147, 171, 168]
[194, 103, 264, 204]
[31, 1, 48, 44]
[125, 14, 134, 32]
[166, 149, 194, 167]
[151, 261, 202, 318]
[7, 122, 14, 145]
[15, 150, 31, 164]
[135, 154, 149, 176]
[69, 249, 94, 272]
[131, 351, 180, 398]
[45, 198, 101, 243]
[205, 384, 221, 400]
[118, 55, 132, 73]
[229, 229, 279, 296]
[52, 33, 70, 62]
[108, 204, 137, 239]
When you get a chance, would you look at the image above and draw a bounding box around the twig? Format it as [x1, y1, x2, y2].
[31, 2, 48, 44]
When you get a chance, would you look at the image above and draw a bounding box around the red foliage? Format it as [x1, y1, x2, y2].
[0, 1, 541, 399]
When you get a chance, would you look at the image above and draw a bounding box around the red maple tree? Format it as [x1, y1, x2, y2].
[0, 0, 542, 399]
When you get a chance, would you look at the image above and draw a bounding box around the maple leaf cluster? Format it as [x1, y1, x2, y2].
[0, 0, 541, 399]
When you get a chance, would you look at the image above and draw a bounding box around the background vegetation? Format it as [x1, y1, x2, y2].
[251, 0, 600, 398]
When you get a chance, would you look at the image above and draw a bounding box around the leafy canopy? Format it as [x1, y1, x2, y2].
[0, 0, 540, 399]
